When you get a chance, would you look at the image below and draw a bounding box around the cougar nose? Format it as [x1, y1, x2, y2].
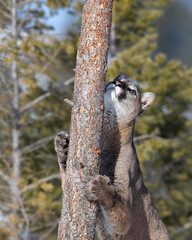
[114, 80, 121, 86]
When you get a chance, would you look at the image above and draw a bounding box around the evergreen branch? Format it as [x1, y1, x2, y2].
[21, 174, 60, 193]
[21, 134, 56, 154]
[134, 134, 166, 142]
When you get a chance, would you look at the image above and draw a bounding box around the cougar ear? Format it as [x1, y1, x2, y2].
[141, 92, 155, 111]
[113, 73, 127, 82]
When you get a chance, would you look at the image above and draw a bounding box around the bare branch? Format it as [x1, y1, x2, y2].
[0, 105, 11, 115]
[20, 76, 75, 114]
[0, 203, 9, 212]
[0, 192, 12, 200]
[40, 48, 61, 69]
[0, 0, 11, 11]
[108, 56, 120, 66]
[21, 134, 56, 155]
[17, 0, 34, 34]
[30, 218, 59, 232]
[20, 112, 54, 128]
[174, 222, 192, 234]
[16, 0, 33, 7]
[0, 8, 11, 19]
[39, 47, 62, 75]
[20, 92, 51, 113]
[16, 190, 30, 234]
[0, 153, 12, 171]
[17, 0, 46, 8]
[0, 172, 11, 184]
[0, 201, 18, 210]
[17, 17, 33, 33]
[20, 54, 117, 115]
[63, 76, 75, 86]
[21, 174, 60, 193]
[0, 118, 8, 127]
[0, 185, 10, 190]
[64, 98, 74, 106]
[39, 219, 60, 240]
[134, 134, 166, 142]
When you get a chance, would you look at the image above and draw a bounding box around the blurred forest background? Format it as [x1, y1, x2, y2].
[0, 0, 192, 239]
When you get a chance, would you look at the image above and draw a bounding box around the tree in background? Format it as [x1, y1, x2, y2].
[0, 0, 78, 239]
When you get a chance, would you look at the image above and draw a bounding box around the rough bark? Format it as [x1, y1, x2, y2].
[57, 0, 113, 239]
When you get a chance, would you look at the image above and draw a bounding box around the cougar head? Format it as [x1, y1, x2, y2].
[104, 73, 155, 123]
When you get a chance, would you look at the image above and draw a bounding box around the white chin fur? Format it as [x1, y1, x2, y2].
[104, 85, 124, 107]
[114, 86, 121, 96]
[104, 87, 126, 117]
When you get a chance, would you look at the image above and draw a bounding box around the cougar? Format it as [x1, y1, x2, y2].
[55, 74, 170, 240]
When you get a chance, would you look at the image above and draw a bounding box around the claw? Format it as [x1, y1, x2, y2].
[54, 131, 70, 170]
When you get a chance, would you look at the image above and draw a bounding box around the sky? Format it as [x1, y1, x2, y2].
[45, 0, 192, 37]
[45, 7, 79, 37]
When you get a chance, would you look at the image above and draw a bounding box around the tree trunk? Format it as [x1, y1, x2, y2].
[57, 0, 113, 239]
[10, 1, 29, 239]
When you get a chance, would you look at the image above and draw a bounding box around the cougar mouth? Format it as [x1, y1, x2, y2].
[113, 80, 127, 100]
[105, 80, 127, 101]
[117, 87, 127, 100]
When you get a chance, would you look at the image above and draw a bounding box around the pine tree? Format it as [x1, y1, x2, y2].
[0, 1, 77, 239]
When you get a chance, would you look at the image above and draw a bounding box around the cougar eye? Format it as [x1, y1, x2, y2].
[128, 89, 136, 96]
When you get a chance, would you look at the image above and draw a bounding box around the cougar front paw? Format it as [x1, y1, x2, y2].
[54, 131, 69, 169]
[83, 175, 115, 206]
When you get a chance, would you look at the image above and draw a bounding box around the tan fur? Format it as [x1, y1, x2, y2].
[84, 74, 170, 240]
